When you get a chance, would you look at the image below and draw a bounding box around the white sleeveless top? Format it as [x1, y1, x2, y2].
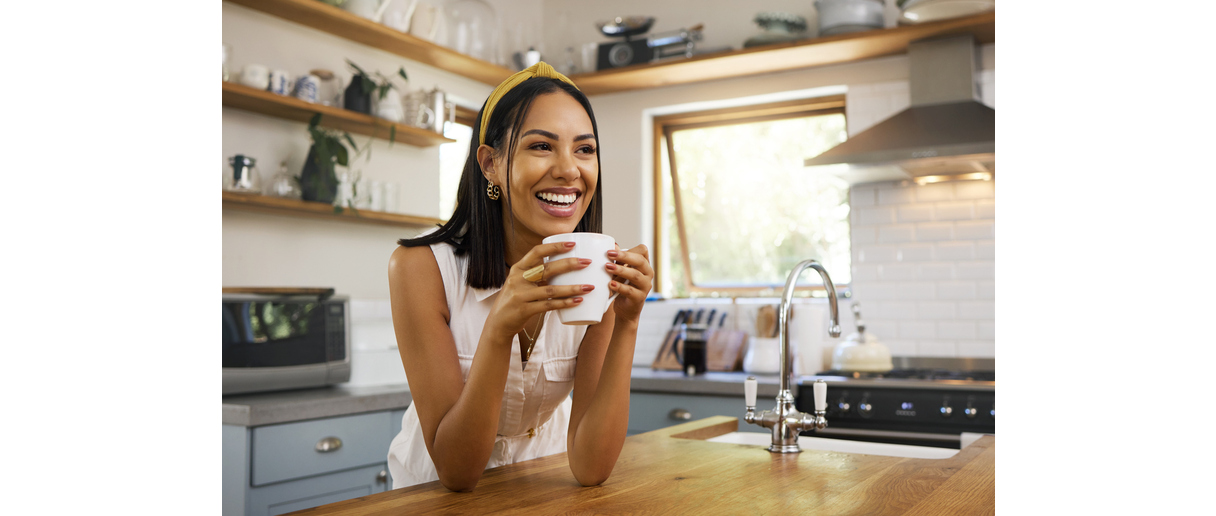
[386, 242, 593, 489]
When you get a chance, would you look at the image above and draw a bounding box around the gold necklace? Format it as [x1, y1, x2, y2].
[520, 314, 543, 370]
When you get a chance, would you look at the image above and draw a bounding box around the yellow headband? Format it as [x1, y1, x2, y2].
[479, 61, 580, 145]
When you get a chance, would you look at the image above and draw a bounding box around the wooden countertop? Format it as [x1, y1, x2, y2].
[289, 416, 995, 515]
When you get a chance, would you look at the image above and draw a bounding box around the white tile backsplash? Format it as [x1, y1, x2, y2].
[858, 206, 896, 225]
[935, 201, 975, 221]
[897, 244, 934, 262]
[897, 204, 934, 222]
[915, 222, 954, 241]
[917, 263, 955, 280]
[878, 224, 916, 243]
[935, 242, 975, 261]
[849, 172, 996, 358]
[955, 221, 995, 240]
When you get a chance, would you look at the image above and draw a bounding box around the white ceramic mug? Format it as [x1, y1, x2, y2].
[293, 74, 320, 103]
[542, 232, 622, 325]
[240, 64, 269, 90]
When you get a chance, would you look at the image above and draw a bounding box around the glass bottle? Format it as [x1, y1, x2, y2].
[266, 160, 301, 199]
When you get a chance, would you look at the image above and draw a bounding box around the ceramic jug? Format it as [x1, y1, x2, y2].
[375, 88, 405, 123]
[343, 0, 394, 22]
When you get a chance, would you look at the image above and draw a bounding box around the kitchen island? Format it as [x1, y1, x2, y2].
[286, 416, 995, 515]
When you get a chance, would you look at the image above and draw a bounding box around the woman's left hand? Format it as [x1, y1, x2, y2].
[605, 244, 653, 324]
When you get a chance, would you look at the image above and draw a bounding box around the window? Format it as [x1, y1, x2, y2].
[655, 96, 852, 298]
[439, 107, 479, 220]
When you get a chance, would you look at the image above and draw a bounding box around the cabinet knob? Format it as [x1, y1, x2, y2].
[315, 436, 343, 453]
[669, 408, 692, 420]
[377, 470, 388, 484]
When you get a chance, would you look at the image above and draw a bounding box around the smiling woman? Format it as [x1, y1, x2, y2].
[385, 62, 654, 492]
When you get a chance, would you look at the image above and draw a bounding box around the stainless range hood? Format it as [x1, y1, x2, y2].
[804, 35, 994, 184]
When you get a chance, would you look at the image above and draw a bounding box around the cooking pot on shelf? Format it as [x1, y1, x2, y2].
[814, 0, 885, 37]
[831, 302, 893, 372]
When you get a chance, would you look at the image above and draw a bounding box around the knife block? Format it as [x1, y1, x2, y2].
[654, 327, 749, 372]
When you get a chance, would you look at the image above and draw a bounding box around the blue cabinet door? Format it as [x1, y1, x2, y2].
[247, 463, 388, 516]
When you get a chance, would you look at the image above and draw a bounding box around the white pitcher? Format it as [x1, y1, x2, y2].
[375, 88, 405, 123]
[343, 0, 394, 23]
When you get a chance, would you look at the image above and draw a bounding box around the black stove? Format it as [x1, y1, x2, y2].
[815, 368, 995, 382]
[794, 358, 995, 449]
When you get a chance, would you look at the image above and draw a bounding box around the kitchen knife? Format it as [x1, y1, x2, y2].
[666, 310, 688, 362]
[705, 309, 717, 328]
[694, 308, 705, 324]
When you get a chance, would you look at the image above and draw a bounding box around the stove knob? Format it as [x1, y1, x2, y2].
[964, 406, 978, 419]
[857, 400, 873, 418]
[940, 404, 953, 418]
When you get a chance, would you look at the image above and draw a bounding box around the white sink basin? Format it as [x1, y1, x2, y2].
[705, 432, 970, 459]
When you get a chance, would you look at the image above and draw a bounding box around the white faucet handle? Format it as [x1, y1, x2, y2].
[745, 376, 757, 407]
[813, 380, 827, 412]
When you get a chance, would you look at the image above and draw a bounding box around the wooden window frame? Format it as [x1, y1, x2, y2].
[652, 95, 850, 297]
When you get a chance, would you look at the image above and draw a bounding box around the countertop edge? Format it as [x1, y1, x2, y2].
[223, 384, 413, 427]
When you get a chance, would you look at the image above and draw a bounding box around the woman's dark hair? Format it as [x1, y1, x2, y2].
[397, 77, 603, 289]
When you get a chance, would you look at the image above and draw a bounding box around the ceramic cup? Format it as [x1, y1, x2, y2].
[542, 232, 622, 325]
[268, 69, 292, 95]
[240, 64, 270, 90]
[293, 74, 320, 103]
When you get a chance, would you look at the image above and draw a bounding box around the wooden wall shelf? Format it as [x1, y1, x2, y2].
[570, 12, 995, 95]
[225, 0, 993, 96]
[226, 0, 514, 86]
[222, 81, 454, 146]
[222, 190, 446, 229]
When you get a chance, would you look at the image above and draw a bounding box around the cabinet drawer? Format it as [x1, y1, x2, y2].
[252, 412, 391, 486]
[247, 463, 388, 516]
[628, 392, 767, 435]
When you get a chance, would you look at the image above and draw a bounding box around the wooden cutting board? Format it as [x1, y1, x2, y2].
[707, 329, 747, 371]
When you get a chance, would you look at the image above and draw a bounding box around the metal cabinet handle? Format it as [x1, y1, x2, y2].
[315, 436, 343, 453]
[669, 408, 692, 420]
[377, 470, 388, 484]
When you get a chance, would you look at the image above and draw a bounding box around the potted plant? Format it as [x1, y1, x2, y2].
[300, 113, 357, 204]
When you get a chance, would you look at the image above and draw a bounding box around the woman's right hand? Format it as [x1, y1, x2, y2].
[484, 241, 593, 340]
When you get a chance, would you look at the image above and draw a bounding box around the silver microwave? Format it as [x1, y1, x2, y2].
[222, 288, 351, 395]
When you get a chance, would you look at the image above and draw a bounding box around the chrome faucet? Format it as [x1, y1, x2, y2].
[743, 259, 842, 453]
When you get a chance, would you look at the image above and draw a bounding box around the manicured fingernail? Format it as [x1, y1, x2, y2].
[582, 284, 594, 292]
[610, 281, 619, 288]
[605, 263, 617, 270]
[573, 297, 584, 303]
[579, 258, 593, 265]
[564, 242, 576, 247]
[606, 250, 619, 257]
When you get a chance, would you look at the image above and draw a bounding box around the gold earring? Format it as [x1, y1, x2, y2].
[487, 183, 501, 200]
